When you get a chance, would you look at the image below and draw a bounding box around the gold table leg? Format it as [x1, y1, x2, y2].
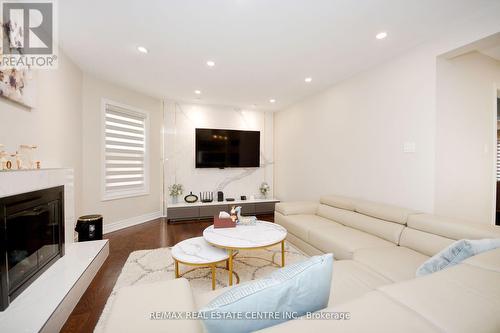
[228, 249, 234, 286]
[281, 240, 285, 267]
[211, 264, 216, 290]
[174, 260, 179, 278]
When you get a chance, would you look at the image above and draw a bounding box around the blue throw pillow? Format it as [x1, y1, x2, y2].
[199, 253, 334, 333]
[416, 239, 500, 277]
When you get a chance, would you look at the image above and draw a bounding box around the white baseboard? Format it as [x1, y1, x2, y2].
[103, 211, 163, 234]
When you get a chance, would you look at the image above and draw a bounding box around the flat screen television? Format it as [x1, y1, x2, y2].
[195, 128, 260, 168]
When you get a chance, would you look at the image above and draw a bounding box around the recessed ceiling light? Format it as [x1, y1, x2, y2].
[206, 60, 215, 67]
[269, 99, 276, 104]
[376, 32, 387, 40]
[194, 90, 201, 95]
[304, 77, 312, 83]
[137, 46, 148, 54]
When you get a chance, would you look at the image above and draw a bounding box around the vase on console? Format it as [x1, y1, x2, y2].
[168, 183, 183, 205]
[259, 182, 270, 199]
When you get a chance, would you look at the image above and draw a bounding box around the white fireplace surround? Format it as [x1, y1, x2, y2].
[0, 168, 109, 333]
[0, 168, 77, 247]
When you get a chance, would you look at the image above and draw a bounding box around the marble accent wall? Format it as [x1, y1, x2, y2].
[164, 102, 274, 206]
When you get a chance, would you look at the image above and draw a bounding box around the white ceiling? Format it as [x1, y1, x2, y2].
[59, 0, 499, 111]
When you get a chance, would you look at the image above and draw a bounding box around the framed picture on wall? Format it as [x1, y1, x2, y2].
[0, 67, 36, 109]
[0, 18, 37, 109]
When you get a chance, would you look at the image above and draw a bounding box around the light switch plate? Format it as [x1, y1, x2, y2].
[403, 142, 416, 153]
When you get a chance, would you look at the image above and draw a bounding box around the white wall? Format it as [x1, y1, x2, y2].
[435, 51, 500, 224]
[274, 6, 500, 220]
[0, 52, 83, 215]
[274, 48, 436, 211]
[164, 102, 274, 205]
[82, 74, 163, 229]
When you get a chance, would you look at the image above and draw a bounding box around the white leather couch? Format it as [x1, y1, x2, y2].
[103, 195, 500, 333]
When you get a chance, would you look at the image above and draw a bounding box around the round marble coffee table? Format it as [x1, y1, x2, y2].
[203, 221, 287, 286]
[171, 236, 229, 290]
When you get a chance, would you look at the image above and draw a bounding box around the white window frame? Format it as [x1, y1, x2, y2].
[101, 98, 150, 201]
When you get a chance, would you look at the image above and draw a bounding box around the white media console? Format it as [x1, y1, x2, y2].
[167, 198, 280, 222]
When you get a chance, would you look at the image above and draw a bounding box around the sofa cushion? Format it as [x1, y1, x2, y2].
[329, 260, 392, 306]
[275, 201, 318, 215]
[103, 278, 202, 333]
[308, 225, 395, 260]
[200, 254, 333, 333]
[399, 227, 454, 257]
[353, 247, 429, 282]
[335, 209, 405, 244]
[354, 200, 416, 225]
[378, 263, 500, 333]
[319, 195, 356, 211]
[316, 203, 357, 223]
[256, 291, 441, 333]
[463, 247, 500, 273]
[275, 212, 342, 242]
[408, 214, 500, 240]
[286, 232, 324, 256]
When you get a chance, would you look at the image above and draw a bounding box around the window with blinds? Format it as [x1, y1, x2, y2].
[102, 100, 149, 200]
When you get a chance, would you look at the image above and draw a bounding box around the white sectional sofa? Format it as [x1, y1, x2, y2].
[103, 195, 500, 333]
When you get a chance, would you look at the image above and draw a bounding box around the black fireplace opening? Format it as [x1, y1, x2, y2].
[0, 186, 65, 311]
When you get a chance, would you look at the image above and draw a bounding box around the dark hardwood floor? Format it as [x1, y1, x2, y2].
[60, 214, 274, 333]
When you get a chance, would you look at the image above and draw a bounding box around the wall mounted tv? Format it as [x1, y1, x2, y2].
[195, 128, 260, 168]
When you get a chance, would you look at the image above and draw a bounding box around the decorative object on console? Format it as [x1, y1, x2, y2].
[240, 195, 247, 201]
[184, 191, 198, 203]
[230, 206, 238, 223]
[232, 206, 257, 225]
[214, 211, 236, 228]
[260, 182, 270, 198]
[200, 191, 214, 203]
[168, 183, 183, 204]
[217, 191, 224, 202]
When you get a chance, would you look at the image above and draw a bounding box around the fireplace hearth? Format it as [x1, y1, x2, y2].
[0, 186, 65, 311]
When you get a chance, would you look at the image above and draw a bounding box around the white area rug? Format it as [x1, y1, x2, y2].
[94, 242, 308, 332]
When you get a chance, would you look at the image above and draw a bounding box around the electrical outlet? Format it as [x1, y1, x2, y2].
[403, 142, 416, 153]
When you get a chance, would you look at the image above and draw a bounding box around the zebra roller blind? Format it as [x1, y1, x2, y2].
[102, 100, 149, 200]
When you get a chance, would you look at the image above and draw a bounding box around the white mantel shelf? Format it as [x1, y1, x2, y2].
[168, 198, 279, 208]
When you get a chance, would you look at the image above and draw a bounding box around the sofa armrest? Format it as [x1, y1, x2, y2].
[275, 201, 318, 215]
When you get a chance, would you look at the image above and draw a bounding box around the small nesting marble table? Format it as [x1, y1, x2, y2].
[203, 221, 287, 286]
[171, 237, 229, 290]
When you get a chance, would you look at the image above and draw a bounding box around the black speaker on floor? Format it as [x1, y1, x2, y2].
[217, 191, 224, 202]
